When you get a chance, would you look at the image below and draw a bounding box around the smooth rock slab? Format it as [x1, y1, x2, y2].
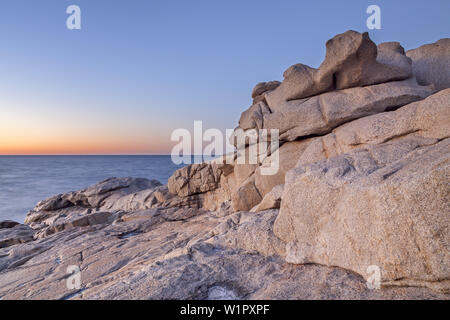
[263, 78, 433, 141]
[297, 88, 450, 167]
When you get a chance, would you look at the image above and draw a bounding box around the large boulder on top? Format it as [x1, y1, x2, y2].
[377, 42, 412, 75]
[407, 38, 450, 91]
[318, 32, 412, 90]
[266, 31, 413, 107]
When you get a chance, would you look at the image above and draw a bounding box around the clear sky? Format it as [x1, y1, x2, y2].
[0, 0, 449, 154]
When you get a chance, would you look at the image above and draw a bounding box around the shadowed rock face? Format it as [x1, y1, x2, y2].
[1, 31, 449, 300]
[0, 225, 35, 248]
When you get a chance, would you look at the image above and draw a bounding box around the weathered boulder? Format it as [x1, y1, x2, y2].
[83, 177, 161, 208]
[203, 80, 436, 213]
[251, 81, 281, 99]
[407, 38, 450, 91]
[168, 162, 232, 197]
[0, 224, 35, 248]
[34, 211, 117, 239]
[266, 31, 413, 107]
[29, 177, 161, 215]
[318, 31, 412, 90]
[377, 42, 412, 76]
[23, 177, 164, 238]
[102, 185, 171, 212]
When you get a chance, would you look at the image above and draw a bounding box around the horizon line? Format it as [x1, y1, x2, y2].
[0, 154, 224, 156]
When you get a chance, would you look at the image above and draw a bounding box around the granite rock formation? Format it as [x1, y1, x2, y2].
[0, 31, 449, 300]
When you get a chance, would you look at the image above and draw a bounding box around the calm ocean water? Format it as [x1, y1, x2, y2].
[0, 155, 190, 223]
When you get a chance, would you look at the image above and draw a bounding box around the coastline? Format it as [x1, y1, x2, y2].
[0, 31, 449, 300]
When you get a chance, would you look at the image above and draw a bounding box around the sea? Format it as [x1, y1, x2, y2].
[0, 155, 200, 223]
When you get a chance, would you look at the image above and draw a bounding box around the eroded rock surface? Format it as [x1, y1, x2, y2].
[1, 204, 447, 300]
[274, 90, 450, 291]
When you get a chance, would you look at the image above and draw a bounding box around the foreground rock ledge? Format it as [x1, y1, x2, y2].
[0, 206, 448, 300]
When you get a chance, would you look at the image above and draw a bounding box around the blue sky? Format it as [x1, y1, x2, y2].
[0, 0, 449, 154]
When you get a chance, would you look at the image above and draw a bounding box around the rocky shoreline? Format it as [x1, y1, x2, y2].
[0, 31, 449, 300]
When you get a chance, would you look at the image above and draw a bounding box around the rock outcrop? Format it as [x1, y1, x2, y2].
[407, 38, 450, 91]
[0, 224, 35, 248]
[274, 89, 450, 291]
[265, 31, 413, 107]
[0, 30, 449, 300]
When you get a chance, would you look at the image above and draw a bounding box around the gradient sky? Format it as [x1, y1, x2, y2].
[0, 0, 449, 154]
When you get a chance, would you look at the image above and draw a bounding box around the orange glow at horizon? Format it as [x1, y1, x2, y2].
[0, 106, 177, 155]
[0, 124, 173, 155]
[0, 139, 173, 155]
[0, 145, 171, 155]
